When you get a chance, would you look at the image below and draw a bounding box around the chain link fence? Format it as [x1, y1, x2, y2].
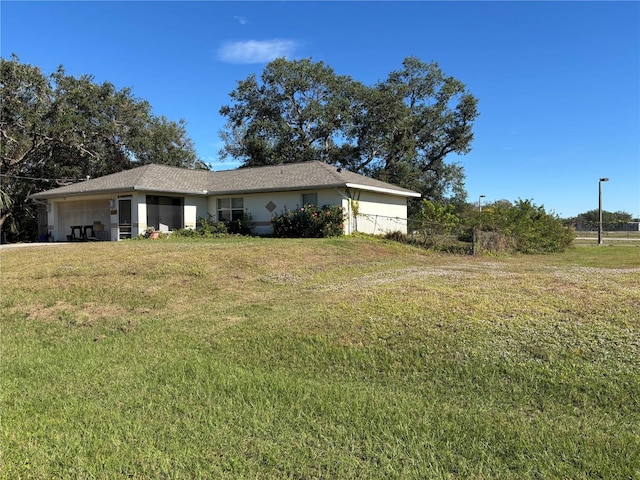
[403, 219, 476, 254]
[569, 221, 640, 234]
[356, 216, 515, 254]
[357, 216, 640, 252]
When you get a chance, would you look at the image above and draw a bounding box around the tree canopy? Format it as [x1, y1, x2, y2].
[219, 57, 478, 208]
[568, 209, 635, 230]
[1, 55, 205, 241]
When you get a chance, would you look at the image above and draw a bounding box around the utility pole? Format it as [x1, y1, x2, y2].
[598, 177, 609, 245]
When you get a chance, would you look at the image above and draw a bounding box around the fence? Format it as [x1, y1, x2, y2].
[357, 216, 640, 251]
[570, 221, 640, 232]
[359, 217, 505, 254]
[354, 213, 410, 236]
[570, 222, 640, 245]
[573, 230, 640, 246]
[406, 219, 476, 254]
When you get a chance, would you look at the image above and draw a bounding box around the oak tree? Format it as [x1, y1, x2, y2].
[219, 57, 478, 208]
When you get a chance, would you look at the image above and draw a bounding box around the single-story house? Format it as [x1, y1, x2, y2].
[30, 161, 421, 241]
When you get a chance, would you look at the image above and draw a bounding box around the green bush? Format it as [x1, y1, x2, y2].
[476, 199, 575, 253]
[225, 212, 254, 236]
[384, 230, 473, 255]
[405, 199, 472, 253]
[173, 216, 228, 238]
[174, 213, 254, 238]
[271, 204, 345, 238]
[172, 227, 201, 238]
[412, 199, 461, 236]
[393, 199, 574, 255]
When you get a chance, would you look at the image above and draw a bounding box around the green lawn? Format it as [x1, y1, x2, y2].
[2, 237, 639, 479]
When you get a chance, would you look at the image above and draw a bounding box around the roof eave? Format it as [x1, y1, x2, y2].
[29, 187, 136, 200]
[30, 185, 210, 200]
[132, 186, 209, 196]
[344, 183, 421, 198]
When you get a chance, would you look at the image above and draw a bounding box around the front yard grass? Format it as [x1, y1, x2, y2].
[1, 238, 638, 478]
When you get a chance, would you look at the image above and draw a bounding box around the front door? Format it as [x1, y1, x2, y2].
[118, 198, 132, 240]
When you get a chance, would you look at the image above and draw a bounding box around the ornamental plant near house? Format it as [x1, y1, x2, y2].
[140, 227, 162, 239]
[225, 212, 254, 236]
[271, 205, 344, 238]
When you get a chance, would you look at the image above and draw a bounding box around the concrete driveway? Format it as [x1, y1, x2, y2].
[0, 242, 72, 250]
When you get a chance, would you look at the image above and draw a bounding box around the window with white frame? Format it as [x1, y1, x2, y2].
[217, 198, 244, 222]
[302, 193, 317, 207]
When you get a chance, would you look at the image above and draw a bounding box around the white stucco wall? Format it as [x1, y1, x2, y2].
[135, 194, 146, 233]
[208, 189, 347, 235]
[206, 188, 410, 235]
[349, 190, 409, 235]
[46, 187, 410, 240]
[185, 196, 208, 230]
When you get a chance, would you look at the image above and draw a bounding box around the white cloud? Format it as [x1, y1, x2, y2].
[217, 39, 298, 64]
[233, 16, 248, 26]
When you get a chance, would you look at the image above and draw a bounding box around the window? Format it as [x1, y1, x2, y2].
[218, 198, 244, 222]
[302, 193, 317, 207]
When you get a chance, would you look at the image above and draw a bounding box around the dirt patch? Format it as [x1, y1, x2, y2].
[22, 301, 130, 326]
[319, 264, 512, 292]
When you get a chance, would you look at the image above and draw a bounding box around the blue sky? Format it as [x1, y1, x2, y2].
[2, 1, 639, 218]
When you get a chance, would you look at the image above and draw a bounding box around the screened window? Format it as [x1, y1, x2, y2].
[302, 193, 318, 206]
[146, 195, 183, 231]
[218, 198, 244, 222]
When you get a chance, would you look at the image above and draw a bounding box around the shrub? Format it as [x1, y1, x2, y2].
[172, 227, 201, 238]
[384, 230, 473, 255]
[475, 199, 575, 254]
[173, 216, 228, 238]
[271, 204, 345, 238]
[225, 212, 254, 236]
[413, 199, 461, 237]
[392, 199, 574, 255]
[173, 213, 254, 238]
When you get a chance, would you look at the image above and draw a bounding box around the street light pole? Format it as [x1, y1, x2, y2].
[598, 177, 609, 245]
[478, 195, 486, 212]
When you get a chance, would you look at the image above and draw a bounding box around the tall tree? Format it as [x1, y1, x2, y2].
[365, 58, 477, 203]
[1, 56, 204, 240]
[219, 57, 479, 207]
[219, 58, 354, 167]
[1, 56, 53, 237]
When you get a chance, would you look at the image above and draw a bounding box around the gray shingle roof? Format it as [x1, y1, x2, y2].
[31, 161, 420, 199]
